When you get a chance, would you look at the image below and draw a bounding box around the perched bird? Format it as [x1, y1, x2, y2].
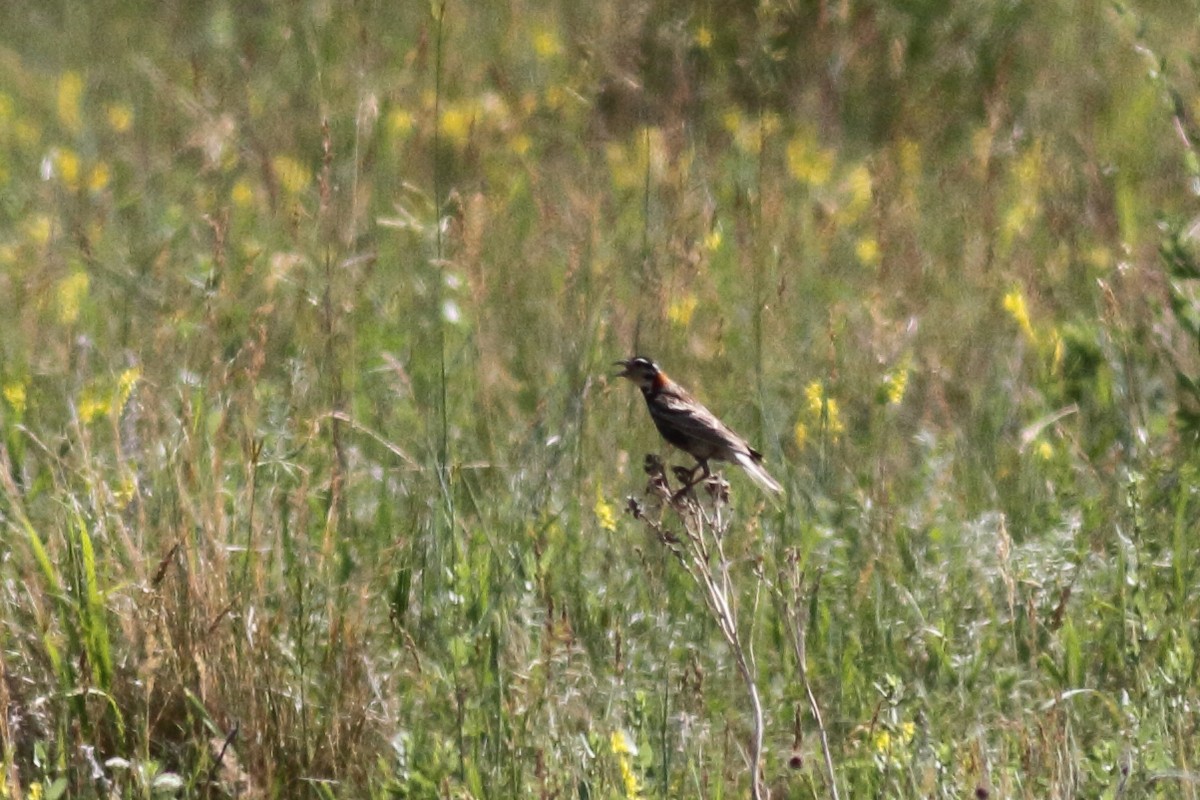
[615, 356, 783, 496]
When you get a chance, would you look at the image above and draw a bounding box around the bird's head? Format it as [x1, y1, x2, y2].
[614, 356, 664, 391]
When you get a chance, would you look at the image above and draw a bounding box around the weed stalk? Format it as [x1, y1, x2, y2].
[779, 558, 841, 800]
[629, 457, 767, 799]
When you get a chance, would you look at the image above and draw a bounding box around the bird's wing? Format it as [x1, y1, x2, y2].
[651, 387, 754, 454]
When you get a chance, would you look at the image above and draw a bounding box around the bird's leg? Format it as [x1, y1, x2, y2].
[671, 459, 710, 502]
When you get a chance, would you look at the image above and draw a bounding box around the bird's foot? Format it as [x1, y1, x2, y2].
[702, 473, 730, 504]
[669, 464, 713, 505]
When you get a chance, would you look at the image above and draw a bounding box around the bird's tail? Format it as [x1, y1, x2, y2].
[733, 451, 783, 496]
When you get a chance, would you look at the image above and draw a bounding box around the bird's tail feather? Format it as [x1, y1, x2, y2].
[733, 451, 783, 495]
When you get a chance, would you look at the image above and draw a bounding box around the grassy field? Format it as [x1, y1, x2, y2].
[3, 1, 1200, 797]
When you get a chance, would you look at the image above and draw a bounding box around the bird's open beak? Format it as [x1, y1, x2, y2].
[613, 359, 632, 378]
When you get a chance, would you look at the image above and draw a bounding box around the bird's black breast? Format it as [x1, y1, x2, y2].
[642, 387, 704, 452]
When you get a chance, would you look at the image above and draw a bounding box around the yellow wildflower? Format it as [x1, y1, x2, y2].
[845, 164, 873, 216]
[802, 380, 844, 437]
[825, 397, 845, 435]
[532, 27, 562, 59]
[874, 721, 915, 755]
[509, 133, 532, 156]
[55, 149, 80, 189]
[388, 108, 414, 137]
[855, 237, 881, 268]
[610, 730, 641, 799]
[27, 215, 53, 247]
[1002, 141, 1043, 243]
[1084, 246, 1112, 270]
[721, 109, 765, 154]
[1035, 440, 1054, 461]
[88, 162, 110, 192]
[694, 25, 714, 49]
[106, 103, 133, 133]
[1015, 141, 1043, 186]
[544, 84, 566, 110]
[805, 381, 825, 416]
[667, 294, 698, 327]
[77, 385, 109, 424]
[116, 367, 140, 411]
[1003, 288, 1037, 344]
[3, 382, 27, 415]
[439, 103, 475, 147]
[721, 109, 742, 136]
[794, 421, 809, 450]
[884, 362, 909, 406]
[786, 131, 835, 187]
[1002, 200, 1037, 241]
[703, 227, 722, 252]
[231, 178, 255, 208]
[594, 491, 617, 533]
[113, 470, 137, 508]
[610, 729, 633, 755]
[760, 113, 781, 138]
[271, 155, 310, 194]
[56, 271, 89, 324]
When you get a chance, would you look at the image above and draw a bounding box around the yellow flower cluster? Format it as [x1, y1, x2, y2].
[721, 110, 779, 155]
[1003, 288, 1036, 344]
[532, 26, 562, 60]
[106, 102, 133, 133]
[56, 271, 89, 324]
[77, 368, 140, 424]
[271, 155, 311, 195]
[1000, 140, 1043, 249]
[52, 148, 110, 192]
[883, 357, 910, 406]
[610, 730, 642, 799]
[855, 237, 880, 268]
[231, 178, 256, 208]
[786, 129, 835, 187]
[594, 490, 617, 533]
[3, 382, 26, 415]
[873, 721, 915, 755]
[667, 294, 698, 327]
[794, 380, 844, 449]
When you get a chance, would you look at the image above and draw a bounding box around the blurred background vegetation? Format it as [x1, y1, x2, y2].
[3, 0, 1200, 797]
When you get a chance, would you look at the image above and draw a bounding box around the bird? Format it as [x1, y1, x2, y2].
[615, 356, 783, 496]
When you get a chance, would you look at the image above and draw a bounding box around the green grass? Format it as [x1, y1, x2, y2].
[2, 0, 1200, 797]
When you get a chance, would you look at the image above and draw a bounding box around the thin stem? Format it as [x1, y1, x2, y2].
[432, 0, 451, 515]
[782, 563, 840, 800]
[704, 540, 764, 800]
[639, 471, 766, 799]
[429, 1, 463, 784]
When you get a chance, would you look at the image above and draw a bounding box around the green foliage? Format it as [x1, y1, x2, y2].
[2, 0, 1200, 797]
